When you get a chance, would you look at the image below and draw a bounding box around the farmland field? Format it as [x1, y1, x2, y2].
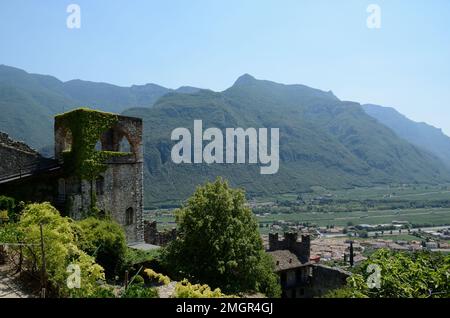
[146, 184, 450, 231]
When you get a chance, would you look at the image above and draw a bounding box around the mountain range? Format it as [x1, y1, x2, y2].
[1, 64, 449, 207]
[0, 65, 200, 154]
[363, 104, 450, 168]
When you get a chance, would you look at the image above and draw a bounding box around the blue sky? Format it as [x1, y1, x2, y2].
[1, 0, 450, 135]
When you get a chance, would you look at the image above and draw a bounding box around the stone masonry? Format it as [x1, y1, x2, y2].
[54, 111, 145, 242]
[0, 109, 145, 243]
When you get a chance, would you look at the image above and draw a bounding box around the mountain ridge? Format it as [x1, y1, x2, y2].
[1, 65, 449, 206]
[363, 104, 450, 168]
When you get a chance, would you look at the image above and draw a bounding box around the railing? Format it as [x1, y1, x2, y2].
[0, 159, 61, 183]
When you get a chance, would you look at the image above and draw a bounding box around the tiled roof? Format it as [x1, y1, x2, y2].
[267, 250, 304, 271]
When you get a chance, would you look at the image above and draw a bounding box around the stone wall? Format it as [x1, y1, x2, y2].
[55, 112, 145, 243]
[0, 132, 42, 176]
[269, 232, 311, 263]
[304, 264, 350, 297]
[278, 264, 350, 298]
[2, 111, 146, 244]
[144, 220, 176, 246]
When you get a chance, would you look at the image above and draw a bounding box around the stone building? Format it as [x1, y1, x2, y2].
[143, 220, 176, 246]
[267, 232, 350, 298]
[0, 132, 57, 177]
[268, 232, 310, 263]
[0, 108, 144, 243]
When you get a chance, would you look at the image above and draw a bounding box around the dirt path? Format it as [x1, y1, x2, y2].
[0, 264, 32, 298]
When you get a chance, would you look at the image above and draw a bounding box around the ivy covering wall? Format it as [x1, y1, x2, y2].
[55, 108, 128, 210]
[55, 108, 127, 180]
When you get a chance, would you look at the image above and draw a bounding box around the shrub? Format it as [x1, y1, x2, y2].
[88, 285, 116, 298]
[122, 283, 159, 298]
[132, 274, 145, 285]
[76, 217, 127, 278]
[0, 196, 18, 222]
[18, 203, 106, 297]
[0, 210, 9, 223]
[174, 279, 233, 298]
[327, 249, 450, 298]
[123, 247, 161, 268]
[144, 268, 170, 286]
[0, 196, 15, 212]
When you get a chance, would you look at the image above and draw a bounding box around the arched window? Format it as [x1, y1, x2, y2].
[119, 136, 132, 153]
[59, 129, 73, 152]
[96, 176, 105, 195]
[125, 207, 134, 226]
[94, 140, 102, 151]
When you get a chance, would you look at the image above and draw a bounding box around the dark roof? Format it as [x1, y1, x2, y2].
[267, 250, 306, 272]
[0, 158, 61, 184]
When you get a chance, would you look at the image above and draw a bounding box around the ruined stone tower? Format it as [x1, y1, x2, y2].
[54, 108, 144, 243]
[268, 232, 311, 263]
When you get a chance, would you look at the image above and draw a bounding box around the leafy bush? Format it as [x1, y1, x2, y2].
[144, 268, 170, 286]
[0, 196, 15, 212]
[123, 247, 161, 268]
[174, 279, 233, 298]
[162, 178, 281, 297]
[0, 222, 22, 243]
[0, 210, 9, 223]
[122, 283, 159, 298]
[328, 249, 450, 298]
[0, 196, 18, 222]
[18, 203, 106, 297]
[76, 217, 127, 278]
[132, 274, 145, 285]
[88, 285, 116, 298]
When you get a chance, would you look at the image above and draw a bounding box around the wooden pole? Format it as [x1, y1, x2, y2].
[39, 223, 47, 298]
[124, 270, 129, 290]
[349, 241, 354, 267]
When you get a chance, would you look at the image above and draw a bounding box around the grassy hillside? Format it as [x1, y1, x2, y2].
[0, 64, 199, 154]
[1, 66, 449, 207]
[124, 75, 450, 206]
[364, 104, 450, 168]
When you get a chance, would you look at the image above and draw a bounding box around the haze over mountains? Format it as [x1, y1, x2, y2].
[0, 65, 200, 153]
[1, 64, 450, 206]
[363, 104, 450, 168]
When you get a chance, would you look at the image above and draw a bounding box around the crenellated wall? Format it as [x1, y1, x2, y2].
[269, 232, 311, 263]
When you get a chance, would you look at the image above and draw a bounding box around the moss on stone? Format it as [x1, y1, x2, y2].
[55, 108, 129, 210]
[56, 108, 127, 180]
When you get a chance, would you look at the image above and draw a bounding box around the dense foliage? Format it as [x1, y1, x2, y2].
[0, 196, 17, 222]
[327, 249, 450, 298]
[76, 217, 127, 278]
[174, 279, 232, 298]
[56, 108, 120, 180]
[122, 282, 159, 298]
[144, 268, 170, 285]
[162, 178, 281, 297]
[17, 203, 106, 297]
[0, 195, 15, 212]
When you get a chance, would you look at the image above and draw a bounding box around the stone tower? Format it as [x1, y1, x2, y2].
[54, 108, 144, 243]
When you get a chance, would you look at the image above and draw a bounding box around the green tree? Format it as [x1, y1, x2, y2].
[76, 217, 127, 278]
[162, 178, 281, 297]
